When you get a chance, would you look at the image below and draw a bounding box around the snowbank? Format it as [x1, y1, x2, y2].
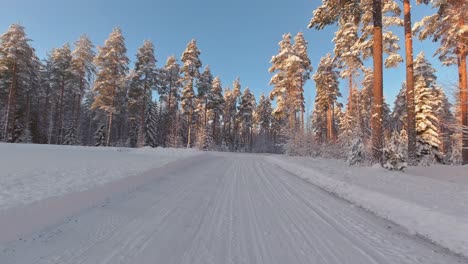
[0, 143, 200, 211]
[267, 155, 468, 258]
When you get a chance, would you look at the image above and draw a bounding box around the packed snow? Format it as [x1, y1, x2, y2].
[0, 144, 466, 263]
[0, 150, 465, 263]
[0, 143, 199, 211]
[268, 154, 468, 258]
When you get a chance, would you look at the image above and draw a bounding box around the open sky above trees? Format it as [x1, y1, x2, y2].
[1, 0, 458, 109]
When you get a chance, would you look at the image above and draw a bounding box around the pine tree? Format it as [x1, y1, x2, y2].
[128, 40, 158, 147]
[180, 39, 201, 148]
[312, 54, 341, 143]
[0, 24, 36, 142]
[91, 28, 129, 146]
[269, 33, 306, 130]
[160, 56, 182, 147]
[49, 43, 73, 144]
[309, 0, 403, 162]
[255, 94, 273, 152]
[70, 35, 95, 143]
[292, 32, 312, 130]
[197, 66, 213, 128]
[207, 76, 224, 145]
[238, 87, 255, 152]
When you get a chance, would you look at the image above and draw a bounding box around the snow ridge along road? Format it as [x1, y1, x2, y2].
[0, 152, 465, 263]
[268, 155, 468, 259]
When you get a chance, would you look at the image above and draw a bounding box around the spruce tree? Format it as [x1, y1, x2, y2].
[414, 0, 467, 163]
[414, 52, 442, 165]
[128, 40, 158, 147]
[145, 101, 159, 147]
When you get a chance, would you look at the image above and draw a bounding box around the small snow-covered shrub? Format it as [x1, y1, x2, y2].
[383, 132, 407, 171]
[347, 138, 364, 165]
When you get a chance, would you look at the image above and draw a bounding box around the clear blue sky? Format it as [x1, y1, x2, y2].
[1, 0, 458, 111]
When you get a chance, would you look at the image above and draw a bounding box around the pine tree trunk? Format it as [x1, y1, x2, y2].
[187, 112, 192, 148]
[138, 80, 148, 148]
[3, 59, 17, 141]
[106, 111, 113, 147]
[404, 0, 417, 164]
[372, 0, 384, 163]
[58, 78, 65, 144]
[213, 112, 217, 145]
[75, 77, 84, 139]
[459, 16, 468, 164]
[348, 74, 353, 113]
[166, 81, 173, 146]
[106, 77, 118, 147]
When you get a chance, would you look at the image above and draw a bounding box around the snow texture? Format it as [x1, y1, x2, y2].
[0, 143, 199, 211]
[0, 150, 464, 263]
[268, 155, 468, 258]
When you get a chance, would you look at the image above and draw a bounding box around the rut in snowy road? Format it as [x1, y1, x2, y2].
[0, 153, 465, 264]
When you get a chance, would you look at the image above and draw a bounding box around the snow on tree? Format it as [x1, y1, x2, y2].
[94, 123, 106, 147]
[312, 54, 341, 143]
[432, 87, 454, 156]
[332, 13, 363, 133]
[145, 100, 159, 148]
[180, 39, 202, 148]
[413, 52, 443, 165]
[255, 94, 273, 152]
[159, 56, 182, 147]
[127, 40, 158, 147]
[292, 32, 312, 129]
[238, 87, 255, 152]
[347, 137, 365, 165]
[207, 76, 224, 145]
[196, 66, 213, 128]
[269, 33, 307, 131]
[48, 43, 73, 144]
[91, 28, 129, 146]
[70, 35, 95, 140]
[222, 79, 242, 150]
[308, 0, 403, 162]
[383, 131, 407, 171]
[0, 24, 37, 142]
[413, 0, 468, 163]
[392, 83, 407, 132]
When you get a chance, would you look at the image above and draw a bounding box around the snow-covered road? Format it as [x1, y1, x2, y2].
[0, 152, 465, 263]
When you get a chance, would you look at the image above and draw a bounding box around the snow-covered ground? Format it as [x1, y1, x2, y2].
[268, 155, 468, 258]
[0, 143, 199, 211]
[0, 144, 466, 263]
[1, 151, 465, 263]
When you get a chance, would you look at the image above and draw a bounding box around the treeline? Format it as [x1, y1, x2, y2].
[0, 25, 280, 153]
[294, 0, 467, 167]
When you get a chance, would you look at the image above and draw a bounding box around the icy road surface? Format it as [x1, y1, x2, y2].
[0, 152, 465, 264]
